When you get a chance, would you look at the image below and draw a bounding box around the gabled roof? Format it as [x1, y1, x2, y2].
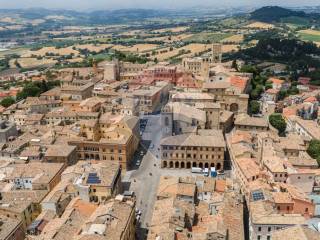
[272, 225, 319, 240]
[235, 114, 269, 128]
[268, 78, 284, 84]
[161, 131, 225, 148]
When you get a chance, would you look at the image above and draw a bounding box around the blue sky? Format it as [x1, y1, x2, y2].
[0, 0, 319, 11]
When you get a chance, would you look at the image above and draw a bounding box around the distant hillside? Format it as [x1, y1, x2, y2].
[250, 6, 307, 23]
[234, 37, 320, 70]
[0, 8, 223, 25]
[87, 9, 171, 24]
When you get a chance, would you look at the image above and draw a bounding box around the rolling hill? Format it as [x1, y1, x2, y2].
[250, 6, 307, 23]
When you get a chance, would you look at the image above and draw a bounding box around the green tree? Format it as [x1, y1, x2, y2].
[269, 113, 287, 135]
[231, 59, 238, 71]
[278, 90, 287, 100]
[287, 86, 299, 95]
[16, 83, 41, 100]
[250, 100, 260, 114]
[265, 82, 273, 90]
[240, 65, 259, 77]
[250, 85, 264, 100]
[0, 97, 15, 108]
[45, 70, 54, 80]
[307, 140, 320, 165]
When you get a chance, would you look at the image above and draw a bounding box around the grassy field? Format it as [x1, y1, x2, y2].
[220, 18, 242, 27]
[112, 44, 159, 53]
[144, 33, 194, 43]
[221, 34, 244, 43]
[286, 24, 300, 30]
[298, 30, 320, 44]
[0, 47, 30, 59]
[22, 46, 79, 57]
[0, 17, 16, 23]
[245, 22, 275, 29]
[75, 44, 113, 52]
[10, 57, 57, 69]
[282, 16, 310, 26]
[153, 43, 211, 61]
[121, 30, 144, 36]
[184, 33, 233, 43]
[152, 26, 189, 33]
[222, 44, 239, 53]
[65, 57, 84, 63]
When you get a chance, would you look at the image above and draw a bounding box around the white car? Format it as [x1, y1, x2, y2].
[136, 160, 141, 166]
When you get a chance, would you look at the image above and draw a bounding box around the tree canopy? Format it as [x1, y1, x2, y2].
[269, 113, 287, 135]
[16, 80, 60, 101]
[250, 6, 306, 23]
[0, 97, 15, 108]
[307, 140, 320, 166]
[249, 100, 260, 114]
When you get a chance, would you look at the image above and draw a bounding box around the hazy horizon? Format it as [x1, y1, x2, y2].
[0, 0, 319, 11]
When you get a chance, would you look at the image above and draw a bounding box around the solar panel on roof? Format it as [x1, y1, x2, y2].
[252, 191, 265, 201]
[87, 177, 98, 179]
[86, 173, 101, 184]
[87, 180, 101, 184]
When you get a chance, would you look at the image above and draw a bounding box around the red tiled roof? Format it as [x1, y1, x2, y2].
[0, 106, 6, 113]
[269, 78, 284, 84]
[230, 76, 249, 92]
[298, 77, 311, 85]
[231, 131, 252, 144]
[0, 92, 9, 98]
[72, 199, 97, 217]
[283, 107, 297, 118]
[304, 96, 317, 103]
[266, 88, 279, 94]
[215, 180, 226, 193]
[176, 75, 201, 88]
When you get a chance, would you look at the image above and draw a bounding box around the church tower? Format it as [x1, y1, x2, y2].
[212, 43, 222, 63]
